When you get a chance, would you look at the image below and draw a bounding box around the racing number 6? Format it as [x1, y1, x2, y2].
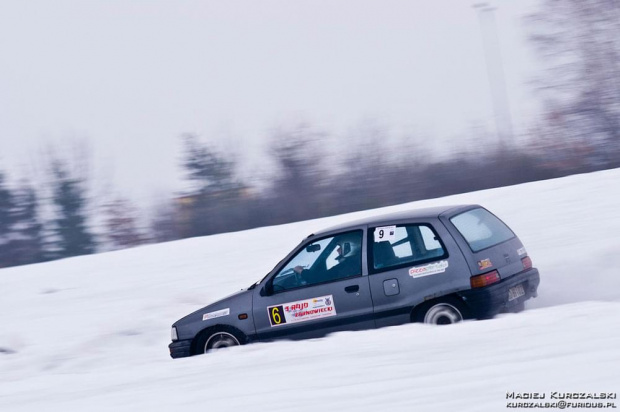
[271, 307, 281, 324]
[268, 305, 286, 326]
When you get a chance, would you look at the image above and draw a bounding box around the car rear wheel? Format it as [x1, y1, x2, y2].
[415, 298, 468, 325]
[424, 303, 462, 324]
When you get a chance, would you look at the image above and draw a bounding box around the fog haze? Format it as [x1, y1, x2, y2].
[0, 0, 539, 202]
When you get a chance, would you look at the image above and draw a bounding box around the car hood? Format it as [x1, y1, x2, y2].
[173, 288, 251, 326]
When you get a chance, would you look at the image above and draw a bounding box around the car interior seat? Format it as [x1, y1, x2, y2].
[373, 241, 397, 268]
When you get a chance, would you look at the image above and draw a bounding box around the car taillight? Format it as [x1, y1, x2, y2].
[521, 256, 532, 270]
[470, 270, 500, 288]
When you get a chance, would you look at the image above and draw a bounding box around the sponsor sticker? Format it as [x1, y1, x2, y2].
[517, 247, 526, 256]
[478, 258, 493, 270]
[408, 260, 449, 278]
[267, 295, 337, 327]
[374, 226, 396, 242]
[202, 308, 230, 321]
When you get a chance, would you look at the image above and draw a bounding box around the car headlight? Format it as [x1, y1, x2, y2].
[171, 326, 178, 341]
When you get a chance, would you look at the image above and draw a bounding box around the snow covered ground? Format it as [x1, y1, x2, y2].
[1, 169, 620, 411]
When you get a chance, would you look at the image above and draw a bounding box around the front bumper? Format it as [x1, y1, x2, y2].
[169, 339, 192, 359]
[459, 268, 540, 319]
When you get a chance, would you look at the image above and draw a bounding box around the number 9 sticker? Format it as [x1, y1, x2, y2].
[374, 226, 396, 242]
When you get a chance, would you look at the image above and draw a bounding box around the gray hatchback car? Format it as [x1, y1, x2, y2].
[169, 205, 540, 358]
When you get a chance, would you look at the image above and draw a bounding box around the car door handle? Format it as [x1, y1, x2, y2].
[344, 285, 360, 293]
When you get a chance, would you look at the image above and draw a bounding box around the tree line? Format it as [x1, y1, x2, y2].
[0, 153, 147, 268]
[0, 120, 617, 270]
[151, 128, 579, 244]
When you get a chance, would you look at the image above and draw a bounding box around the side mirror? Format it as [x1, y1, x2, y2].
[306, 244, 321, 253]
[261, 282, 273, 297]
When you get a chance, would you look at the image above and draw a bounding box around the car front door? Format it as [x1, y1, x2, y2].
[252, 229, 375, 341]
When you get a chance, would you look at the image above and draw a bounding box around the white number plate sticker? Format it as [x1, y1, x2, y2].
[374, 226, 396, 242]
[508, 284, 525, 301]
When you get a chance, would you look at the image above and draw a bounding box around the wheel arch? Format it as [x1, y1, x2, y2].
[410, 294, 471, 323]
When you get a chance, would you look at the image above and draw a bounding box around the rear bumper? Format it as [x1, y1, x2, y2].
[169, 339, 192, 359]
[459, 268, 540, 319]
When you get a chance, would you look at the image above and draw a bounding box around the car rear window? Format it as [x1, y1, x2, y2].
[450, 208, 514, 252]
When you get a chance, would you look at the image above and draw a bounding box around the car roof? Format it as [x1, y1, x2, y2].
[312, 204, 478, 237]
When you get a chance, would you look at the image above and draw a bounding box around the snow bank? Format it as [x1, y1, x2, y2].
[2, 169, 619, 411]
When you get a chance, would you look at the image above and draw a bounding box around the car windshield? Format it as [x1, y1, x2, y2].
[248, 258, 286, 289]
[247, 236, 330, 289]
[277, 238, 333, 274]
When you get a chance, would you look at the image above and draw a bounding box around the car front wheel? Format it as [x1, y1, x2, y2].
[195, 327, 244, 354]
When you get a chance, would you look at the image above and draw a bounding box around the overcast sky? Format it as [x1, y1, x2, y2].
[0, 0, 540, 205]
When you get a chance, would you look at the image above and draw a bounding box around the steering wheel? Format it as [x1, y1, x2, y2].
[272, 268, 298, 292]
[276, 267, 307, 290]
[295, 270, 305, 286]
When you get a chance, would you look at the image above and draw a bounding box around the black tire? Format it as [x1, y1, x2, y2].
[193, 326, 246, 355]
[414, 297, 469, 325]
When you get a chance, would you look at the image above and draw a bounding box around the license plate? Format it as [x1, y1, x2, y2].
[508, 284, 525, 301]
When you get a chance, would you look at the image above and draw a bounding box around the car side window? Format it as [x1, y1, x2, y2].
[371, 224, 447, 272]
[271, 230, 363, 292]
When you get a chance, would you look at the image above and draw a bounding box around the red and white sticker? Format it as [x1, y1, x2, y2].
[408, 260, 449, 278]
[267, 295, 336, 327]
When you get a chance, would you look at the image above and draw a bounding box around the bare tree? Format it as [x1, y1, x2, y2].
[10, 184, 44, 265]
[48, 157, 96, 259]
[0, 171, 15, 268]
[528, 0, 620, 167]
[267, 123, 329, 221]
[178, 134, 249, 237]
[150, 199, 179, 243]
[103, 197, 148, 250]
